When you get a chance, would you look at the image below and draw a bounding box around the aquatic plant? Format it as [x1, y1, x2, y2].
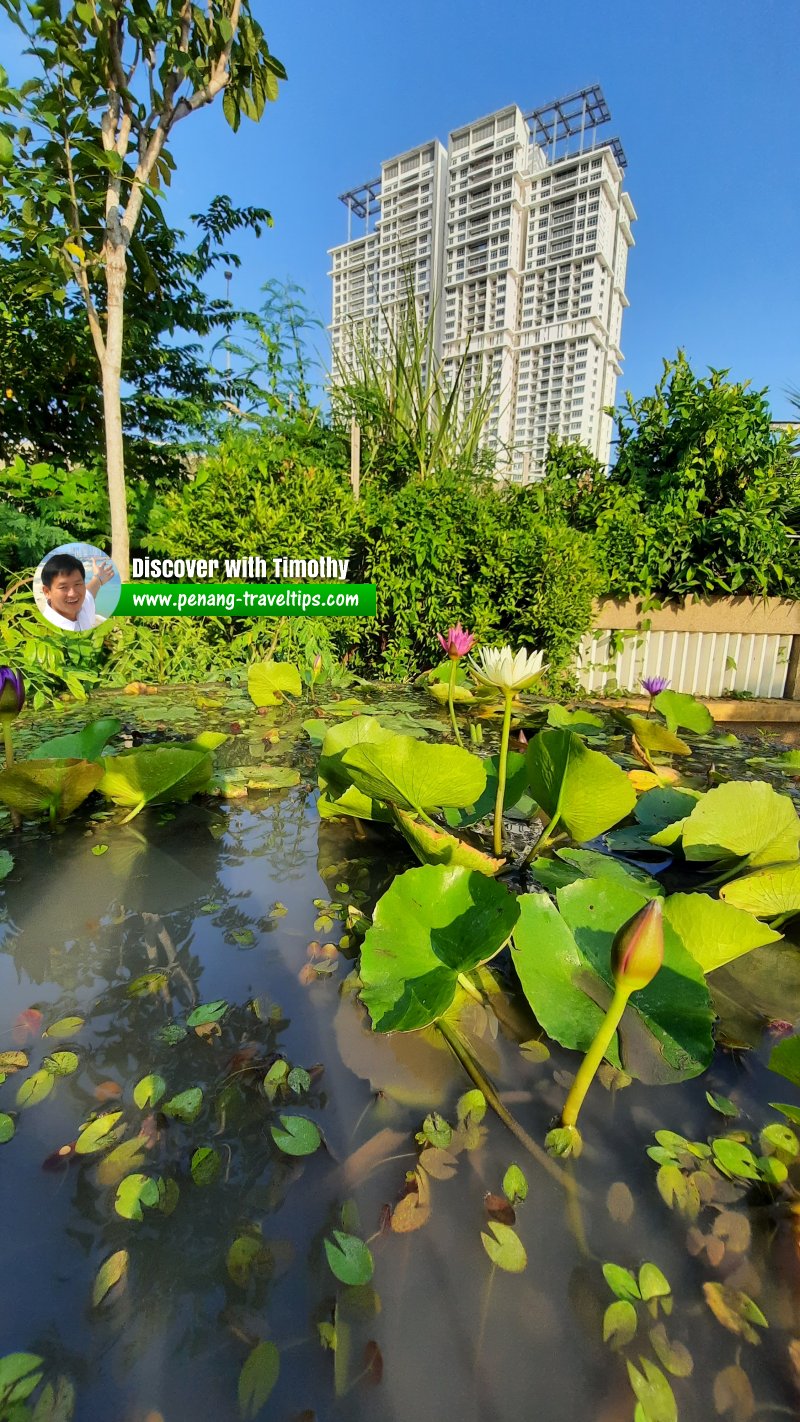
[438, 623, 476, 746]
[0, 666, 24, 768]
[641, 674, 669, 714]
[469, 645, 546, 855]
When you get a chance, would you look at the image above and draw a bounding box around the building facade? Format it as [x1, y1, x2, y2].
[329, 86, 636, 481]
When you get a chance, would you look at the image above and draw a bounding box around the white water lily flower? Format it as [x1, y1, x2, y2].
[469, 645, 547, 693]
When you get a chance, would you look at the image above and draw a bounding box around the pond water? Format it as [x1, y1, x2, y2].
[2, 687, 800, 1422]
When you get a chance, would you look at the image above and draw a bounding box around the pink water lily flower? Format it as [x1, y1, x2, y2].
[438, 624, 476, 660]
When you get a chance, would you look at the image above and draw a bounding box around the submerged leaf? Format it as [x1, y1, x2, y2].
[238, 1340, 280, 1420]
[92, 1249, 129, 1307]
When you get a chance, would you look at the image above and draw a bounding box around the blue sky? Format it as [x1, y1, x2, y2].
[4, 0, 799, 415]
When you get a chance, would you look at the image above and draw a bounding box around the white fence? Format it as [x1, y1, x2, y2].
[575, 599, 800, 701]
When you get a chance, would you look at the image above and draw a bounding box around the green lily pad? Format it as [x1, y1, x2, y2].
[270, 1114, 322, 1156]
[15, 1069, 54, 1108]
[359, 864, 520, 1032]
[0, 1113, 15, 1143]
[556, 879, 714, 1083]
[526, 728, 636, 843]
[99, 747, 213, 821]
[133, 1073, 166, 1109]
[0, 758, 103, 820]
[162, 1087, 203, 1122]
[653, 690, 713, 736]
[635, 787, 702, 829]
[767, 1036, 800, 1088]
[0, 849, 12, 881]
[114, 1172, 160, 1221]
[443, 751, 528, 828]
[720, 862, 800, 919]
[324, 1230, 374, 1285]
[511, 892, 622, 1065]
[663, 893, 782, 972]
[624, 715, 691, 757]
[238, 1341, 280, 1421]
[480, 1220, 527, 1273]
[29, 717, 122, 761]
[0, 1353, 44, 1405]
[248, 659, 302, 706]
[545, 704, 605, 737]
[342, 735, 486, 813]
[676, 781, 800, 866]
[557, 848, 663, 896]
[392, 808, 504, 877]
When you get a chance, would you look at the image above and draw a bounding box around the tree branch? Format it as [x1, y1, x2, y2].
[59, 86, 106, 363]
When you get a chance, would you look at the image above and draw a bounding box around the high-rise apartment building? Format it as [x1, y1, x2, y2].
[329, 86, 636, 481]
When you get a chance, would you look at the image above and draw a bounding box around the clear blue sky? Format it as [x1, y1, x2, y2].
[4, 0, 799, 415]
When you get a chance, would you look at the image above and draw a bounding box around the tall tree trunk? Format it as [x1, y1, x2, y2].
[103, 244, 130, 580]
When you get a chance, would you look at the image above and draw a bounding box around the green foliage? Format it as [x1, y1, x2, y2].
[0, 577, 105, 707]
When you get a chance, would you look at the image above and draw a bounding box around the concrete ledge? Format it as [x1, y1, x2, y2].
[594, 695, 800, 724]
[593, 597, 800, 637]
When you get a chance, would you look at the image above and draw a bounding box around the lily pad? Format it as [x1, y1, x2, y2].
[114, 1172, 159, 1221]
[545, 704, 605, 737]
[342, 735, 486, 813]
[443, 751, 528, 829]
[767, 1036, 800, 1088]
[663, 893, 782, 972]
[635, 787, 702, 829]
[99, 747, 213, 821]
[162, 1088, 203, 1123]
[480, 1220, 527, 1273]
[392, 808, 504, 877]
[624, 715, 691, 757]
[248, 659, 302, 706]
[29, 717, 122, 762]
[270, 1114, 322, 1156]
[0, 758, 103, 820]
[653, 690, 713, 736]
[360, 864, 519, 1032]
[675, 781, 800, 867]
[556, 879, 714, 1083]
[511, 892, 623, 1065]
[526, 729, 636, 843]
[324, 1230, 374, 1286]
[238, 1341, 280, 1420]
[720, 862, 800, 920]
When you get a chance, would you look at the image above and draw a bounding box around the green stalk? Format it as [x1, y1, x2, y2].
[2, 722, 13, 769]
[493, 689, 513, 857]
[561, 982, 630, 1128]
[447, 658, 463, 746]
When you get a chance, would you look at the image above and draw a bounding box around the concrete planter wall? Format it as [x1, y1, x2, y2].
[576, 598, 800, 700]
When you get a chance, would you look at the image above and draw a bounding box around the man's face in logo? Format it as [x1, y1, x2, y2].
[45, 570, 86, 621]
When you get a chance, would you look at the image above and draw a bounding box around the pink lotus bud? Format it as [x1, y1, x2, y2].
[611, 898, 664, 993]
[311, 653, 323, 682]
[437, 624, 476, 660]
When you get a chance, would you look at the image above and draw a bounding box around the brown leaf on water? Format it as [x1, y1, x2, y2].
[0, 1051, 28, 1074]
[703, 1283, 768, 1345]
[362, 1341, 383, 1386]
[705, 1236, 726, 1268]
[139, 1114, 160, 1148]
[484, 1193, 516, 1226]
[391, 1171, 431, 1234]
[339, 1129, 406, 1188]
[194, 1021, 221, 1040]
[606, 1181, 634, 1224]
[94, 1080, 123, 1103]
[713, 1364, 755, 1421]
[418, 1147, 458, 1181]
[713, 1211, 751, 1255]
[298, 964, 316, 986]
[686, 1226, 706, 1257]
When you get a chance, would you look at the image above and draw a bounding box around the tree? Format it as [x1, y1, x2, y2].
[0, 3, 285, 577]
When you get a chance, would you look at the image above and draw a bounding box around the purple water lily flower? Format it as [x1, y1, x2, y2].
[641, 675, 670, 698]
[0, 666, 24, 720]
[438, 624, 476, 660]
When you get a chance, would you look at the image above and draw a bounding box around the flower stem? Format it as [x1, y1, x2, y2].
[561, 983, 630, 1128]
[2, 723, 13, 769]
[447, 658, 463, 746]
[493, 690, 513, 857]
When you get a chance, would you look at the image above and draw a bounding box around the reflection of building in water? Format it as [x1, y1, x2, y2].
[330, 85, 636, 483]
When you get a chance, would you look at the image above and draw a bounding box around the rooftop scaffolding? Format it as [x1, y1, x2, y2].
[338, 178, 381, 241]
[525, 85, 628, 170]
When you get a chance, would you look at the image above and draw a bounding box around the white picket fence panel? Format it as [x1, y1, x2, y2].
[575, 628, 793, 700]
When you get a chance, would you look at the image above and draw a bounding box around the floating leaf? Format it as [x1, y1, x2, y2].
[92, 844, 109, 857]
[767, 1036, 800, 1088]
[770, 1101, 800, 1125]
[456, 1089, 487, 1124]
[502, 1164, 528, 1204]
[625, 715, 691, 757]
[342, 735, 486, 813]
[391, 1174, 431, 1233]
[43, 1015, 84, 1039]
[607, 1181, 634, 1223]
[287, 1066, 311, 1094]
[324, 1231, 374, 1286]
[603, 1263, 641, 1302]
[96, 1135, 148, 1187]
[649, 1323, 693, 1378]
[760, 1122, 799, 1159]
[92, 1249, 129, 1307]
[721, 862, 800, 920]
[639, 1262, 671, 1301]
[248, 659, 302, 705]
[677, 782, 800, 867]
[43, 1051, 78, 1077]
[238, 1340, 280, 1420]
[0, 1353, 44, 1405]
[76, 1111, 124, 1154]
[480, 1220, 527, 1273]
[712, 1364, 755, 1421]
[0, 1113, 15, 1143]
[30, 717, 122, 762]
[127, 972, 168, 997]
[703, 1283, 768, 1344]
[359, 865, 519, 1032]
[16, 1070, 54, 1108]
[133, 1074, 166, 1109]
[418, 1111, 452, 1148]
[626, 1357, 677, 1422]
[604, 1300, 637, 1348]
[0, 757, 103, 820]
[114, 1172, 159, 1221]
[635, 787, 701, 829]
[706, 1091, 737, 1118]
[546, 704, 604, 736]
[227, 1234, 272, 1288]
[162, 1088, 203, 1123]
[270, 1114, 321, 1156]
[99, 746, 213, 821]
[526, 729, 636, 842]
[712, 1138, 760, 1180]
[0, 1051, 28, 1073]
[191, 1146, 221, 1186]
[187, 1000, 228, 1028]
[653, 690, 713, 736]
[664, 893, 781, 972]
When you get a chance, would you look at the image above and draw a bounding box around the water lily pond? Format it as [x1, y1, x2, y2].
[2, 677, 800, 1422]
